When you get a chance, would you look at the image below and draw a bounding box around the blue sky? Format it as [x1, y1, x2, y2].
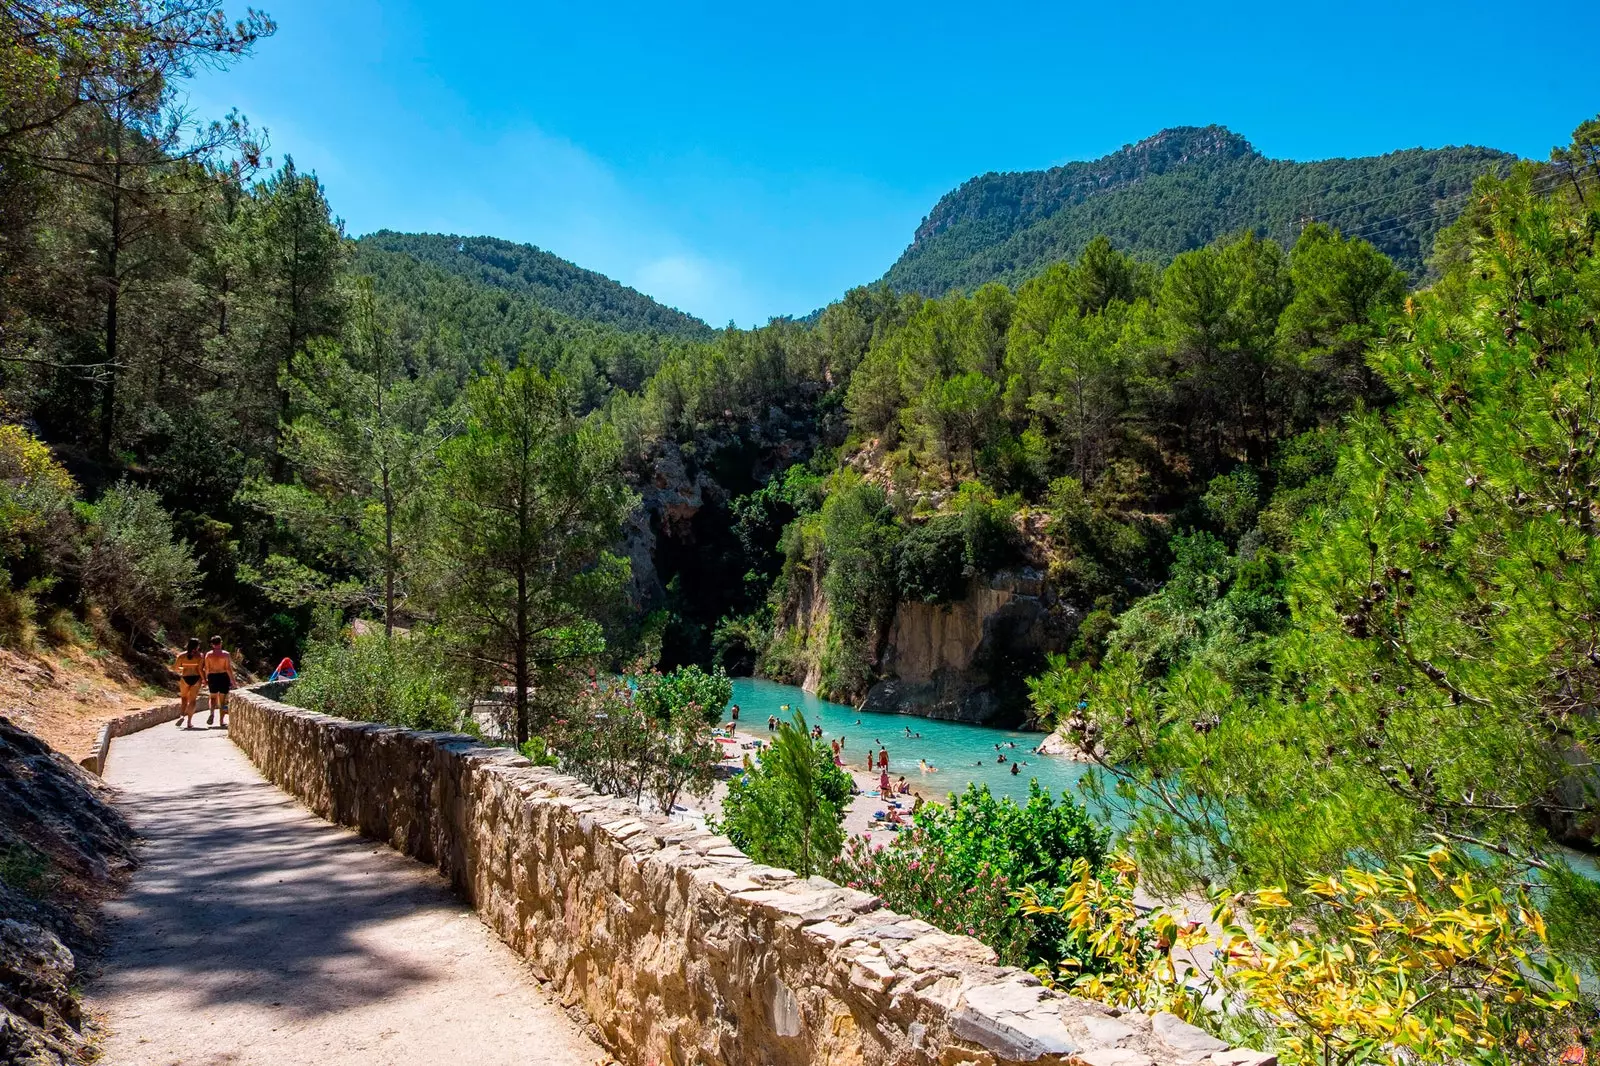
[190, 0, 1598, 326]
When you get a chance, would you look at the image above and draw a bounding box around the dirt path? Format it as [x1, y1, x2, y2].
[88, 722, 607, 1066]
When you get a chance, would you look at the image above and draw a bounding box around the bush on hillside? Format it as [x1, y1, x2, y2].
[80, 482, 199, 644]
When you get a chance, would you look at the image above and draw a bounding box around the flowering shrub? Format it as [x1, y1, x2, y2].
[833, 832, 1032, 963]
[554, 666, 731, 814]
[830, 782, 1111, 968]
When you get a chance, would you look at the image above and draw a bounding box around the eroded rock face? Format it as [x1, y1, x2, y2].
[229, 689, 1263, 1066]
[864, 572, 1079, 726]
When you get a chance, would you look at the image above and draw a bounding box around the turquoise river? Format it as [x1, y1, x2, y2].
[729, 677, 1095, 806]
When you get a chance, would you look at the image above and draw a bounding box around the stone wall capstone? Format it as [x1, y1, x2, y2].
[228, 688, 1272, 1066]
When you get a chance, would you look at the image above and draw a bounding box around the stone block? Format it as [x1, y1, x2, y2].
[1079, 1015, 1138, 1046]
[951, 980, 1079, 1060]
[1152, 1013, 1228, 1055]
[1075, 1051, 1155, 1066]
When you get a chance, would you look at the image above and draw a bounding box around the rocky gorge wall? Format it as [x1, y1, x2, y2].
[863, 572, 1078, 726]
[228, 687, 1270, 1066]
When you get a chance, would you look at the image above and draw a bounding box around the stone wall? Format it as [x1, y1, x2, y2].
[228, 688, 1271, 1066]
[81, 700, 183, 775]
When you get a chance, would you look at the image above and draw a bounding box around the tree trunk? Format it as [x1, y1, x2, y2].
[514, 540, 530, 746]
[382, 466, 394, 638]
[98, 180, 121, 459]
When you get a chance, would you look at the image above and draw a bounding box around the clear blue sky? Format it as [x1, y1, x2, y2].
[189, 0, 1598, 326]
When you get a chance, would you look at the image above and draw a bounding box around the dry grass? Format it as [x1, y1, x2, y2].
[0, 643, 161, 761]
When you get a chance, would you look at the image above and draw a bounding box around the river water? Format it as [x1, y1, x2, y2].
[729, 678, 1600, 882]
[729, 677, 1095, 806]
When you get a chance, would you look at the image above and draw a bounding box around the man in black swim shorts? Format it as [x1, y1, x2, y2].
[203, 636, 235, 728]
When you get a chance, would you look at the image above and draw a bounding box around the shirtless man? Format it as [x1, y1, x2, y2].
[203, 636, 235, 728]
[173, 638, 205, 729]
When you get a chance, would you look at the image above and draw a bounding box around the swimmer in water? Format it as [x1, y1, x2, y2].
[1011, 762, 1020, 775]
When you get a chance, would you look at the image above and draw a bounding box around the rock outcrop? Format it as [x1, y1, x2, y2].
[229, 687, 1269, 1066]
[0, 717, 135, 1066]
[864, 571, 1079, 726]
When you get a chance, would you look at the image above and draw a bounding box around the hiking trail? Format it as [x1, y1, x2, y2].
[89, 722, 606, 1065]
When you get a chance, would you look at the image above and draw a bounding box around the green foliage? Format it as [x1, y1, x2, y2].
[425, 364, 636, 743]
[633, 663, 732, 727]
[894, 514, 966, 604]
[0, 423, 77, 581]
[717, 711, 852, 876]
[815, 474, 900, 698]
[886, 125, 1509, 295]
[517, 735, 559, 767]
[356, 231, 711, 339]
[1201, 468, 1260, 540]
[831, 782, 1111, 968]
[894, 486, 1021, 605]
[1029, 159, 1600, 968]
[80, 482, 199, 642]
[285, 629, 468, 732]
[555, 668, 727, 813]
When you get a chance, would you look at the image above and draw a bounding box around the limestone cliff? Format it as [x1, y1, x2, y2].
[864, 570, 1078, 726]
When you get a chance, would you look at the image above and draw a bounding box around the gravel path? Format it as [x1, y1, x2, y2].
[89, 722, 606, 1066]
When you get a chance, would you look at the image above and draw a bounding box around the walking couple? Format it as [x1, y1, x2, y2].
[173, 637, 235, 729]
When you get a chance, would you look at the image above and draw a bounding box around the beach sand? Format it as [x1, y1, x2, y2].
[691, 722, 945, 842]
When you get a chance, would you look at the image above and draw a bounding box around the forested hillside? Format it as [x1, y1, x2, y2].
[884, 125, 1513, 294]
[3, 5, 1598, 1059]
[354, 231, 712, 338]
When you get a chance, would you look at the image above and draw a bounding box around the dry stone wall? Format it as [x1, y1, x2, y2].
[228, 688, 1271, 1066]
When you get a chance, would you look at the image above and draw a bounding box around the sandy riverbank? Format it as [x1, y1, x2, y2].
[690, 722, 969, 841]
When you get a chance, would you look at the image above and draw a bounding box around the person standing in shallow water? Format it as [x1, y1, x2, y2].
[173, 638, 205, 729]
[203, 636, 235, 728]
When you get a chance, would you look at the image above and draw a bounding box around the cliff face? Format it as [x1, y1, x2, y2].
[863, 571, 1078, 727]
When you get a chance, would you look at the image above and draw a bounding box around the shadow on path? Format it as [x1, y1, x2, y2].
[88, 725, 601, 1066]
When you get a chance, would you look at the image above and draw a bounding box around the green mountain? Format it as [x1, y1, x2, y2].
[354, 231, 712, 338]
[884, 125, 1514, 294]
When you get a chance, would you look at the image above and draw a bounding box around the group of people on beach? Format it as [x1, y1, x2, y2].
[171, 637, 235, 729]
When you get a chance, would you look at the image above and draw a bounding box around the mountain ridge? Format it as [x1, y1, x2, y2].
[884, 125, 1515, 294]
[355, 231, 713, 339]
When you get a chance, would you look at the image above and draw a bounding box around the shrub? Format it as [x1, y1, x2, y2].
[80, 482, 199, 642]
[286, 628, 468, 731]
[1200, 467, 1261, 540]
[830, 782, 1111, 968]
[1026, 848, 1593, 1066]
[717, 711, 852, 875]
[0, 423, 77, 584]
[555, 666, 730, 814]
[895, 515, 966, 604]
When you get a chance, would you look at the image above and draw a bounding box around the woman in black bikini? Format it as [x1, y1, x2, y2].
[203, 636, 235, 728]
[173, 638, 205, 729]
